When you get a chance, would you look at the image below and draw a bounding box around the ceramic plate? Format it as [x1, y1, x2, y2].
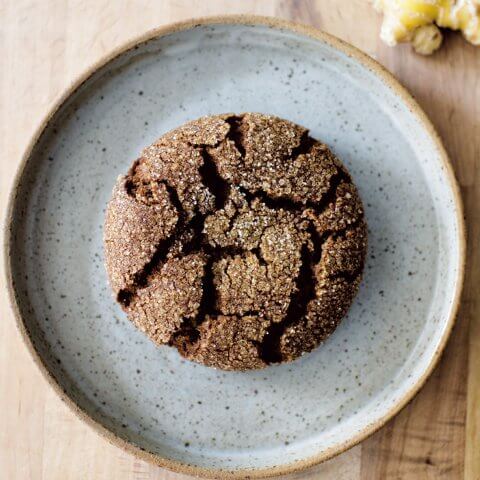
[4, 16, 465, 478]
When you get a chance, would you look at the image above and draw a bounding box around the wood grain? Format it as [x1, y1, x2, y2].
[0, 1, 478, 479]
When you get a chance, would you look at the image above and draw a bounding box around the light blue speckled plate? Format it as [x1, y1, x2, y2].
[3, 16, 465, 478]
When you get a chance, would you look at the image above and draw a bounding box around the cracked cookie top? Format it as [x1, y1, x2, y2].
[104, 113, 367, 371]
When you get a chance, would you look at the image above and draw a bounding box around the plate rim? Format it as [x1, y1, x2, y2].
[2, 14, 466, 479]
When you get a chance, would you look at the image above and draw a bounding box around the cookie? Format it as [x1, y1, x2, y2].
[104, 113, 367, 370]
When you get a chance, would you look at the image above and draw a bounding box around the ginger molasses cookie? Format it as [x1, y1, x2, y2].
[104, 113, 367, 371]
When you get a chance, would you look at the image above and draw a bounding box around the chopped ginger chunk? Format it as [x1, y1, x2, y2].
[374, 0, 480, 54]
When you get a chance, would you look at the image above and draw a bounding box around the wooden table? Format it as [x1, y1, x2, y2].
[0, 1, 479, 478]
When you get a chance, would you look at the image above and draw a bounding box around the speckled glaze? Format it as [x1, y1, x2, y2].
[3, 16, 465, 478]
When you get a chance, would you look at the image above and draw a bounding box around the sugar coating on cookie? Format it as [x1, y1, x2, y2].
[104, 113, 367, 371]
